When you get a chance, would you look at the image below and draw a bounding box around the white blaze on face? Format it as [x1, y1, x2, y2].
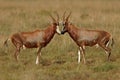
[56, 25, 61, 34]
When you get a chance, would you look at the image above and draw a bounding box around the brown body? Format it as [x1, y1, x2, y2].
[4, 14, 61, 64]
[11, 26, 56, 49]
[67, 24, 112, 47]
[61, 12, 114, 64]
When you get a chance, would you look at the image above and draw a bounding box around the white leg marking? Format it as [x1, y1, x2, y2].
[36, 56, 39, 64]
[83, 46, 85, 50]
[95, 44, 99, 48]
[105, 50, 108, 55]
[23, 45, 26, 50]
[78, 49, 81, 64]
[106, 41, 110, 47]
[17, 55, 19, 61]
[80, 46, 86, 64]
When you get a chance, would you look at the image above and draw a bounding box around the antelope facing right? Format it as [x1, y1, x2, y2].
[4, 13, 61, 64]
[61, 12, 114, 64]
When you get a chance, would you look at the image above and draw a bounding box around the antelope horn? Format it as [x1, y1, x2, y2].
[55, 12, 59, 22]
[66, 11, 71, 21]
[63, 11, 66, 21]
[49, 14, 56, 22]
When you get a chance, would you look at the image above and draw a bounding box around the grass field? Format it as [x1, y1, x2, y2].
[0, 0, 120, 80]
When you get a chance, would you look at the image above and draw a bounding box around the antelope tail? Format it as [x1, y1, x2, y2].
[3, 38, 10, 47]
[111, 38, 114, 47]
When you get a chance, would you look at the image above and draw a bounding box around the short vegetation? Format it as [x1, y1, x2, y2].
[0, 0, 120, 80]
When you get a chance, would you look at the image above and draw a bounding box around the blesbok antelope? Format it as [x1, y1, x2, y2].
[4, 13, 61, 64]
[61, 12, 114, 64]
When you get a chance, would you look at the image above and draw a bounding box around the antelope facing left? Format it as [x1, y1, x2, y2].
[60, 12, 114, 64]
[4, 13, 61, 64]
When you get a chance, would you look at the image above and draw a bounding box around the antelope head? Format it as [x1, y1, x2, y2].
[61, 11, 71, 34]
[49, 12, 61, 35]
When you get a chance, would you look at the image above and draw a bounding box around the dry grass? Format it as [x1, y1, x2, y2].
[0, 0, 120, 80]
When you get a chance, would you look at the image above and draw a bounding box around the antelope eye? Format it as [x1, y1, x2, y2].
[63, 23, 65, 26]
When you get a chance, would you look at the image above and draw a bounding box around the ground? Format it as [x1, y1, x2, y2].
[0, 0, 120, 80]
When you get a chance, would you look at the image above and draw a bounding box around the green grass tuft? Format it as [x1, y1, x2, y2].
[93, 62, 117, 72]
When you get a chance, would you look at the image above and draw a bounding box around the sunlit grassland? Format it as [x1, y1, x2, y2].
[0, 0, 120, 80]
